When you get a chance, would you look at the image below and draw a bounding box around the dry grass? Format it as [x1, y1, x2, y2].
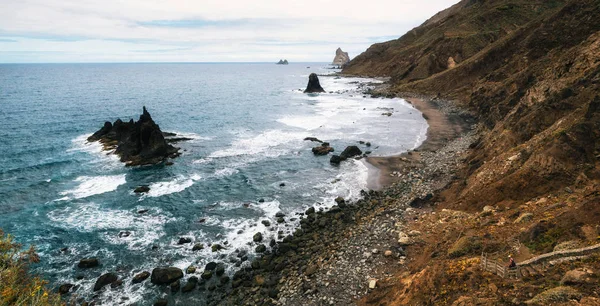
[0, 229, 63, 306]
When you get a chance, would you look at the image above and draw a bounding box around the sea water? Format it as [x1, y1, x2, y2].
[0, 63, 427, 304]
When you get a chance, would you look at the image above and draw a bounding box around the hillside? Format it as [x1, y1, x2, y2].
[343, 0, 600, 304]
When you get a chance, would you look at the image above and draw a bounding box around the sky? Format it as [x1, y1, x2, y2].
[0, 0, 459, 63]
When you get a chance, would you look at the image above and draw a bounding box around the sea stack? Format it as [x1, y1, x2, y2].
[276, 59, 289, 65]
[304, 73, 325, 93]
[87, 107, 181, 166]
[332, 48, 350, 67]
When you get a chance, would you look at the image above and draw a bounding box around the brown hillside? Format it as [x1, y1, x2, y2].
[345, 0, 600, 211]
[343, 0, 600, 304]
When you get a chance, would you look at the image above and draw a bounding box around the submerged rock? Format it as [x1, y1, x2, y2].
[150, 267, 184, 285]
[87, 107, 181, 166]
[132, 271, 151, 284]
[304, 73, 325, 93]
[134, 185, 150, 193]
[78, 258, 99, 268]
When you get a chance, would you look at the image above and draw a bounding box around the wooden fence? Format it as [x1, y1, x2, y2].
[480, 253, 520, 278]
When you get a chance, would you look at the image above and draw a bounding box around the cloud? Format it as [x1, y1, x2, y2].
[0, 0, 460, 62]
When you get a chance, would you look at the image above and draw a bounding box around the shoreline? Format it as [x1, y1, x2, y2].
[366, 95, 474, 189]
[217, 88, 478, 305]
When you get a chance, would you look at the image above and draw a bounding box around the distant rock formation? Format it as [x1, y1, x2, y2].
[276, 59, 289, 65]
[87, 107, 181, 166]
[304, 73, 325, 93]
[331, 48, 350, 67]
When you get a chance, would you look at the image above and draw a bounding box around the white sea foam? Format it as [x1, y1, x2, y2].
[47, 203, 174, 250]
[59, 174, 126, 200]
[213, 167, 239, 178]
[145, 174, 201, 198]
[168, 131, 212, 141]
[209, 130, 305, 158]
[67, 134, 121, 169]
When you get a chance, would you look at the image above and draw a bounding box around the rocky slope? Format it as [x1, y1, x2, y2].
[341, 0, 600, 304]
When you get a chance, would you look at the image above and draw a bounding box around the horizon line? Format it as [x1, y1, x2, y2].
[0, 61, 334, 65]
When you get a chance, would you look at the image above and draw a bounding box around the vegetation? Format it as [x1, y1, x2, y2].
[0, 229, 63, 306]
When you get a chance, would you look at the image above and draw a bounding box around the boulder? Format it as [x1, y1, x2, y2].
[304, 73, 325, 93]
[87, 107, 181, 166]
[58, 283, 74, 295]
[93, 273, 118, 291]
[205, 262, 218, 271]
[132, 271, 150, 284]
[170, 280, 180, 292]
[78, 258, 99, 269]
[255, 244, 267, 253]
[253, 232, 263, 242]
[192, 243, 204, 251]
[150, 267, 184, 285]
[154, 299, 168, 306]
[330, 155, 344, 165]
[341, 146, 362, 159]
[312, 144, 334, 155]
[181, 278, 197, 293]
[178, 237, 192, 244]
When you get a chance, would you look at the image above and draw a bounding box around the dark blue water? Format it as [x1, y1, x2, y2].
[0, 63, 427, 304]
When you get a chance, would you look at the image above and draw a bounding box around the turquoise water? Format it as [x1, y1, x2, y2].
[0, 63, 427, 304]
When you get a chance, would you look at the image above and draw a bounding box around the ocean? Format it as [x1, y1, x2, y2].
[0, 63, 427, 305]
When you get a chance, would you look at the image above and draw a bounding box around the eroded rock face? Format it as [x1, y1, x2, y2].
[87, 107, 180, 166]
[304, 73, 325, 93]
[332, 47, 350, 67]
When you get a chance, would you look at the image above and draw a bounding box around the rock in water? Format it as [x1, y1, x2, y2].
[93, 273, 118, 291]
[304, 73, 325, 93]
[87, 107, 180, 166]
[332, 47, 350, 67]
[340, 146, 362, 159]
[150, 267, 184, 285]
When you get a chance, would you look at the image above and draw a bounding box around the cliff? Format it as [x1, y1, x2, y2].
[342, 0, 600, 304]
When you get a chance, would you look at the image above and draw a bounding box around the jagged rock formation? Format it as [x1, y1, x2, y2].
[276, 59, 289, 65]
[87, 107, 181, 166]
[331, 48, 350, 67]
[304, 73, 325, 93]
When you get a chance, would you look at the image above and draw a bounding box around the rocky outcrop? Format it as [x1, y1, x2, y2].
[330, 146, 363, 164]
[332, 48, 350, 67]
[276, 59, 289, 65]
[304, 73, 325, 93]
[87, 107, 181, 166]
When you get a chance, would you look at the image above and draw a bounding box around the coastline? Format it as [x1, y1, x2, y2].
[217, 87, 478, 305]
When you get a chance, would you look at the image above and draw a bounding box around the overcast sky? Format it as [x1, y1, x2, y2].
[0, 0, 459, 63]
